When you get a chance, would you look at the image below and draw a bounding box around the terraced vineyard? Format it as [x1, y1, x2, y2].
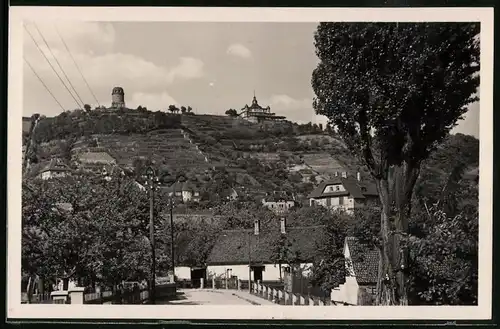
[87, 129, 212, 174]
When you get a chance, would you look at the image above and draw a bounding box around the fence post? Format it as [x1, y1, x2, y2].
[68, 287, 85, 304]
[200, 278, 204, 289]
[212, 278, 216, 289]
[237, 279, 241, 291]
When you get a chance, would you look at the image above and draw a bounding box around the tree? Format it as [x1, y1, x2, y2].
[84, 104, 91, 113]
[181, 106, 187, 114]
[187, 106, 193, 113]
[225, 109, 238, 117]
[270, 233, 301, 281]
[312, 22, 479, 305]
[168, 105, 177, 113]
[22, 174, 159, 293]
[310, 211, 349, 293]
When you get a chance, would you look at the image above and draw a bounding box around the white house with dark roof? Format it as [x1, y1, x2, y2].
[38, 159, 72, 180]
[331, 237, 379, 305]
[205, 221, 324, 284]
[161, 180, 202, 203]
[307, 172, 378, 214]
[262, 192, 296, 214]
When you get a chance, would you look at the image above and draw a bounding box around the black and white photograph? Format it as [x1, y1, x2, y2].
[7, 7, 493, 320]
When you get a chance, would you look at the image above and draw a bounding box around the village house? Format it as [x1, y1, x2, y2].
[262, 193, 296, 214]
[307, 172, 378, 214]
[160, 180, 202, 203]
[331, 237, 378, 305]
[203, 219, 324, 284]
[38, 158, 72, 180]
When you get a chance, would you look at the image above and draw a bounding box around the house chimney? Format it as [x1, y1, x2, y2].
[357, 172, 361, 181]
[280, 217, 286, 234]
[341, 172, 347, 178]
[334, 171, 338, 177]
[254, 219, 260, 236]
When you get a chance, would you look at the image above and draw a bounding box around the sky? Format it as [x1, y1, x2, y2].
[22, 21, 479, 138]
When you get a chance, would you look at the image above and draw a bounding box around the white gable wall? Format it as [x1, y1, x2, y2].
[331, 240, 361, 305]
[322, 184, 346, 194]
[175, 266, 192, 280]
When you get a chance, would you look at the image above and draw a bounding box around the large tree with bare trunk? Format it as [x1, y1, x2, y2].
[311, 22, 479, 305]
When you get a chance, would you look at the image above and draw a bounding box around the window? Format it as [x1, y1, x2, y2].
[336, 186, 340, 191]
[339, 196, 344, 205]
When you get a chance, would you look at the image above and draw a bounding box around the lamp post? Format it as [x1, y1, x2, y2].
[169, 194, 175, 283]
[143, 166, 160, 304]
[248, 232, 252, 294]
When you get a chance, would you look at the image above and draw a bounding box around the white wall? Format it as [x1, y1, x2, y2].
[207, 263, 313, 281]
[332, 276, 359, 305]
[41, 171, 68, 180]
[182, 190, 193, 202]
[175, 266, 192, 280]
[309, 196, 354, 214]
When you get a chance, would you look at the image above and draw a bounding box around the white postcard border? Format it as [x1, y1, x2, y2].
[7, 6, 494, 320]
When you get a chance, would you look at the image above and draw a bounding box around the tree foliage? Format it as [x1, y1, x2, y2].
[225, 109, 239, 117]
[22, 173, 168, 291]
[312, 22, 479, 305]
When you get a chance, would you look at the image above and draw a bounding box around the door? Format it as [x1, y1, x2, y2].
[253, 266, 264, 282]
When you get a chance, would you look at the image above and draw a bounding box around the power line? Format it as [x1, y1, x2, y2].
[24, 23, 82, 110]
[55, 26, 101, 108]
[24, 57, 66, 112]
[33, 23, 86, 108]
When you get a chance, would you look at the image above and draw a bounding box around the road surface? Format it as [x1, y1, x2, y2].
[158, 289, 267, 305]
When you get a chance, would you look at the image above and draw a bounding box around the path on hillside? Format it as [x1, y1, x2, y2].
[157, 289, 273, 305]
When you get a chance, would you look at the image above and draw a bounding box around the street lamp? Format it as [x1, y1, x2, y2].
[143, 166, 160, 304]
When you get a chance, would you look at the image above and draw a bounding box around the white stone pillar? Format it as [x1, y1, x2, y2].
[51, 291, 68, 304]
[200, 278, 204, 289]
[68, 287, 85, 304]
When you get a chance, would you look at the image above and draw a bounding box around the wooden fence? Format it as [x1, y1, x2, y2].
[21, 292, 51, 304]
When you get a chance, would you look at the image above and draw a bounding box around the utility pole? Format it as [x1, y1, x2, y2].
[248, 232, 252, 294]
[144, 166, 159, 304]
[169, 195, 175, 283]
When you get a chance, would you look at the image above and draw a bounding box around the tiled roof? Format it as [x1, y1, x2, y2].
[207, 225, 325, 265]
[160, 181, 201, 193]
[78, 152, 116, 164]
[40, 159, 71, 173]
[345, 237, 379, 285]
[308, 177, 378, 199]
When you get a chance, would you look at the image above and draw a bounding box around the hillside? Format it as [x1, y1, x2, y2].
[24, 109, 479, 206]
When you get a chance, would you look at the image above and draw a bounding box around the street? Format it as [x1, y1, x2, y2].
[158, 289, 272, 305]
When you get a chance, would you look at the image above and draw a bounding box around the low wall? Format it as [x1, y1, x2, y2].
[44, 283, 177, 304]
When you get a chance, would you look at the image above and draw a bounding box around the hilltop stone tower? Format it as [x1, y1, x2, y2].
[111, 86, 126, 109]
